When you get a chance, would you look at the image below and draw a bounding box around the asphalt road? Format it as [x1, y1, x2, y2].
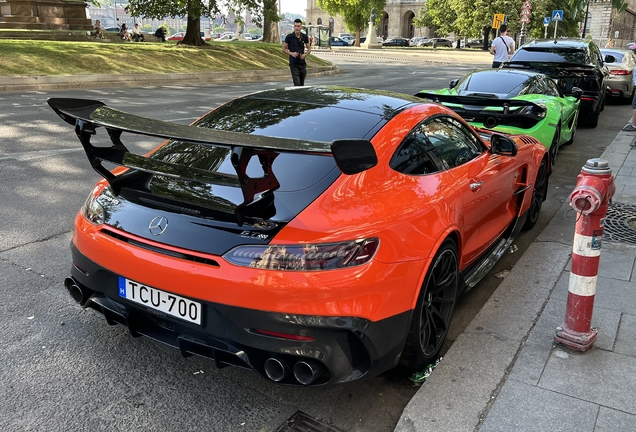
[0, 52, 631, 432]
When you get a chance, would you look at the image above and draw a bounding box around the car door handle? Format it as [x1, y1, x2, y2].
[470, 181, 483, 191]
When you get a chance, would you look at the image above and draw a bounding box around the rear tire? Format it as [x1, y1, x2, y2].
[522, 158, 548, 231]
[548, 126, 560, 174]
[400, 239, 458, 369]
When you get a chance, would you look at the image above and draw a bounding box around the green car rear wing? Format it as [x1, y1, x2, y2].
[415, 92, 547, 129]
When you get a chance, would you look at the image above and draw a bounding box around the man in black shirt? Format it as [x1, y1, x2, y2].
[282, 19, 311, 86]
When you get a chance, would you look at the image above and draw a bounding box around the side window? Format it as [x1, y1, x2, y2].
[544, 78, 563, 97]
[390, 124, 445, 175]
[422, 117, 484, 169]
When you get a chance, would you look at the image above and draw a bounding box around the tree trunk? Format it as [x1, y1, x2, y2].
[263, 0, 280, 44]
[181, 12, 205, 46]
[482, 26, 491, 51]
[354, 24, 361, 47]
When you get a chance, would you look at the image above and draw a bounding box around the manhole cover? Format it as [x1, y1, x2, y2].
[275, 411, 343, 432]
[603, 202, 636, 244]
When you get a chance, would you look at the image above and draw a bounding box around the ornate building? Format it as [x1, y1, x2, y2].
[306, 0, 429, 39]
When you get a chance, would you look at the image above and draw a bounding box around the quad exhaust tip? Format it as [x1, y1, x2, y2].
[64, 277, 93, 305]
[484, 116, 499, 128]
[293, 359, 326, 385]
[264, 357, 291, 382]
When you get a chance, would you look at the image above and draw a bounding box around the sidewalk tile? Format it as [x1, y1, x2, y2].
[480, 380, 597, 432]
[539, 349, 636, 414]
[596, 407, 636, 431]
[615, 312, 636, 357]
[551, 272, 636, 314]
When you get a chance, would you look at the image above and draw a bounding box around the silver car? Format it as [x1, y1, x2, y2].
[601, 48, 636, 100]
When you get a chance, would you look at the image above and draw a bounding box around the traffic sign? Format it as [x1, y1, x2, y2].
[521, 10, 531, 17]
[552, 10, 563, 21]
[523, 1, 532, 9]
[492, 13, 506, 29]
[544, 17, 550, 26]
[521, 17, 531, 23]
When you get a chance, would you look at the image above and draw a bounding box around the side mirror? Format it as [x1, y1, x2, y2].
[490, 134, 518, 157]
[449, 79, 459, 89]
[570, 87, 583, 99]
[331, 139, 378, 174]
[604, 54, 616, 64]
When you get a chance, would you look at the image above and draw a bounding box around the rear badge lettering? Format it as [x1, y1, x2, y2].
[240, 230, 269, 240]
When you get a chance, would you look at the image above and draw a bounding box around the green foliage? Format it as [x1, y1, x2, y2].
[421, 0, 458, 36]
[318, 0, 387, 36]
[423, 0, 583, 40]
[125, 0, 263, 45]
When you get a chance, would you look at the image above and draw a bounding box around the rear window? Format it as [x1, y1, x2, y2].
[512, 47, 588, 64]
[148, 98, 386, 192]
[601, 51, 624, 62]
[459, 72, 529, 94]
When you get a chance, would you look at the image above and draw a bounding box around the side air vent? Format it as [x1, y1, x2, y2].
[519, 136, 537, 144]
[100, 229, 220, 267]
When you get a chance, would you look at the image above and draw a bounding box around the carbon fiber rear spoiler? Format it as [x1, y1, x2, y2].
[48, 98, 377, 225]
[414, 92, 545, 129]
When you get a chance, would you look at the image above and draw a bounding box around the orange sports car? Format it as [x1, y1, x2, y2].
[48, 86, 548, 386]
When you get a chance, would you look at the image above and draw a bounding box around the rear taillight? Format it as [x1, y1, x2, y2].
[223, 238, 379, 271]
[610, 69, 633, 75]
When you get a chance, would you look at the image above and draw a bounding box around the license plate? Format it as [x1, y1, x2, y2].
[117, 277, 202, 325]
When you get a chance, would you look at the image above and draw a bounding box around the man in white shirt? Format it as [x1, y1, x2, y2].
[490, 24, 515, 68]
[132, 23, 145, 42]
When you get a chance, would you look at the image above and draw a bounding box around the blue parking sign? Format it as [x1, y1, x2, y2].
[552, 10, 563, 21]
[544, 17, 550, 26]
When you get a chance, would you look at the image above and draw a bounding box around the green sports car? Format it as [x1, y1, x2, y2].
[416, 68, 581, 173]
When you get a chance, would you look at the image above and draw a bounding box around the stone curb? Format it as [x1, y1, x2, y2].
[0, 65, 340, 92]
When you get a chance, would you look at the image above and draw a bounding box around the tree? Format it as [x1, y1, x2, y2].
[126, 0, 262, 46]
[262, 0, 281, 44]
[318, 0, 386, 47]
[412, 8, 427, 37]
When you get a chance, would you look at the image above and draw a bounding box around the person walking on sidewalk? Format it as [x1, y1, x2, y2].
[490, 24, 515, 68]
[623, 92, 636, 131]
[282, 18, 311, 86]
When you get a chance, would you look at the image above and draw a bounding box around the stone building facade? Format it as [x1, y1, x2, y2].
[583, 1, 636, 48]
[306, 0, 429, 39]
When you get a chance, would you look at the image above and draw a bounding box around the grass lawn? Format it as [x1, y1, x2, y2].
[0, 39, 332, 76]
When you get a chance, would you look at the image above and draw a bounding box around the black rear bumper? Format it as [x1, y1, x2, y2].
[68, 244, 411, 385]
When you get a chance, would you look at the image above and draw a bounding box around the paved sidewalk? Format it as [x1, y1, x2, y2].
[395, 127, 636, 430]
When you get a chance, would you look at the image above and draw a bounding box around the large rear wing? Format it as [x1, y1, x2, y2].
[414, 92, 546, 129]
[48, 98, 377, 225]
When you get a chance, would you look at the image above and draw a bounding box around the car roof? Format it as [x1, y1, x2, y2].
[601, 48, 629, 54]
[243, 86, 422, 116]
[521, 39, 593, 49]
[468, 68, 541, 78]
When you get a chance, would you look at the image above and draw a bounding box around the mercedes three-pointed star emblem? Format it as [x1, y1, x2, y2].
[149, 216, 168, 236]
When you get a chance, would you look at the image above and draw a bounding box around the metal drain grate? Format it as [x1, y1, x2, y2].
[603, 202, 636, 244]
[275, 411, 344, 432]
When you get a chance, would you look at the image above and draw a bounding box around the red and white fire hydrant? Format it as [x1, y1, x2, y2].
[554, 158, 615, 351]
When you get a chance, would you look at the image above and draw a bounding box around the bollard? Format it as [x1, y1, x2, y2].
[555, 158, 615, 351]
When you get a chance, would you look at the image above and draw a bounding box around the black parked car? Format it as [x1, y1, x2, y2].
[503, 39, 611, 127]
[382, 37, 410, 47]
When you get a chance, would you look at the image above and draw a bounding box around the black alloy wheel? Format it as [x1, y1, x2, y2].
[548, 126, 560, 174]
[522, 158, 548, 231]
[401, 239, 458, 369]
